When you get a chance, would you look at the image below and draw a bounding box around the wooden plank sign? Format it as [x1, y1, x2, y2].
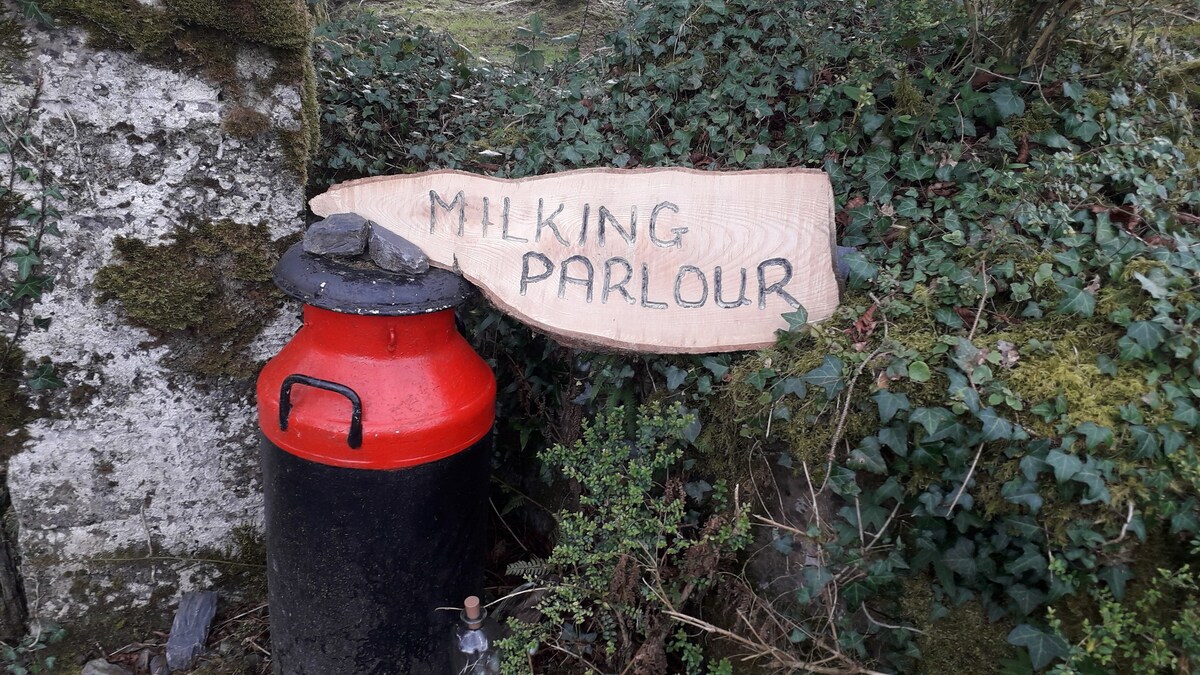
[310, 168, 839, 353]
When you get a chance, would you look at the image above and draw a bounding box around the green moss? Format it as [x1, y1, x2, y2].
[172, 28, 243, 92]
[94, 220, 285, 378]
[165, 0, 311, 49]
[900, 575, 1016, 673]
[0, 13, 31, 82]
[42, 0, 176, 53]
[277, 51, 319, 177]
[221, 105, 271, 137]
[892, 73, 929, 116]
[1002, 338, 1148, 431]
[361, 0, 619, 64]
[1009, 103, 1053, 135]
[0, 338, 31, 463]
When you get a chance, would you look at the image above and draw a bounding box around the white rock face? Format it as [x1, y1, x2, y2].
[0, 18, 304, 623]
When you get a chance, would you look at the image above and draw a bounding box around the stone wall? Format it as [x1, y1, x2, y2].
[0, 0, 312, 637]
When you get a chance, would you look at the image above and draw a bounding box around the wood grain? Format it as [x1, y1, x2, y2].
[310, 167, 839, 353]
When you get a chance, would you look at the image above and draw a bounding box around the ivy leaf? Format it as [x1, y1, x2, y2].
[11, 276, 49, 301]
[1072, 458, 1111, 504]
[978, 407, 1015, 441]
[1159, 426, 1187, 454]
[801, 356, 845, 398]
[1076, 422, 1113, 450]
[664, 366, 688, 391]
[682, 415, 701, 445]
[909, 407, 944, 436]
[1002, 478, 1044, 514]
[908, 360, 931, 382]
[1062, 80, 1084, 102]
[878, 425, 908, 456]
[849, 440, 887, 474]
[827, 465, 860, 496]
[991, 86, 1026, 119]
[1006, 584, 1046, 615]
[1172, 398, 1200, 428]
[702, 357, 729, 379]
[1129, 426, 1159, 459]
[1004, 516, 1042, 540]
[840, 250, 878, 287]
[772, 533, 794, 555]
[1133, 272, 1169, 299]
[792, 67, 812, 91]
[27, 363, 64, 390]
[876, 476, 904, 503]
[774, 376, 807, 400]
[1055, 278, 1096, 317]
[1006, 544, 1049, 576]
[897, 154, 935, 181]
[1006, 624, 1068, 670]
[19, 0, 54, 25]
[1126, 321, 1167, 350]
[1045, 449, 1083, 483]
[12, 249, 40, 281]
[1098, 564, 1133, 601]
[873, 390, 910, 424]
[782, 305, 809, 332]
[993, 127, 1017, 154]
[943, 538, 978, 578]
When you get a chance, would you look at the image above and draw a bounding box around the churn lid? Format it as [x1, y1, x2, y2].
[273, 243, 474, 315]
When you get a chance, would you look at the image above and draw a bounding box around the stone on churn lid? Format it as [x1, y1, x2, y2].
[303, 213, 370, 256]
[368, 223, 430, 276]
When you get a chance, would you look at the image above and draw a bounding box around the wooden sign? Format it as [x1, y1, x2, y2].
[310, 168, 839, 353]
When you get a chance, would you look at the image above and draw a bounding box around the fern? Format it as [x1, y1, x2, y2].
[506, 558, 549, 579]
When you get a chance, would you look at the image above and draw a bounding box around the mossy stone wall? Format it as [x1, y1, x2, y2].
[0, 0, 311, 645]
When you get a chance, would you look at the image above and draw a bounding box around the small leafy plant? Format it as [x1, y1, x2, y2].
[1, 624, 64, 674]
[498, 402, 750, 673]
[509, 13, 577, 70]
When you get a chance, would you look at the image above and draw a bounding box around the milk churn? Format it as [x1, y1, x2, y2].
[256, 243, 496, 674]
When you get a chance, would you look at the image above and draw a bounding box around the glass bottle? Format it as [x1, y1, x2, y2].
[450, 596, 501, 674]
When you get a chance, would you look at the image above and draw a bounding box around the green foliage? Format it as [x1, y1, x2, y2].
[1047, 551, 1200, 674]
[497, 403, 750, 673]
[312, 0, 1200, 670]
[509, 13, 577, 70]
[0, 41, 66, 412]
[0, 623, 64, 674]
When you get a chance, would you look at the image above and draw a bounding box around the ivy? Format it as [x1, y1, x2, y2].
[312, 0, 1200, 669]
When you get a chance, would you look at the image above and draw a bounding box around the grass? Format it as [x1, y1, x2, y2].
[359, 0, 622, 64]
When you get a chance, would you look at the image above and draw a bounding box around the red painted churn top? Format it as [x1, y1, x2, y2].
[256, 244, 496, 469]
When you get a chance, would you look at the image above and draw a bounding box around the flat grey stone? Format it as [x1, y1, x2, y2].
[150, 654, 169, 675]
[81, 659, 133, 675]
[368, 225, 429, 275]
[304, 213, 370, 256]
[166, 590, 219, 671]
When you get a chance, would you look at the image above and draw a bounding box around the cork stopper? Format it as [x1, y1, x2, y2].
[463, 596, 484, 629]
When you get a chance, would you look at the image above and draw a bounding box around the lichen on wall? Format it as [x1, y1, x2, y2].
[41, 0, 319, 179]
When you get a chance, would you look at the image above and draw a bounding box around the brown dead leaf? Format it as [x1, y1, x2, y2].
[1016, 133, 1030, 163]
[875, 370, 891, 390]
[971, 70, 1001, 89]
